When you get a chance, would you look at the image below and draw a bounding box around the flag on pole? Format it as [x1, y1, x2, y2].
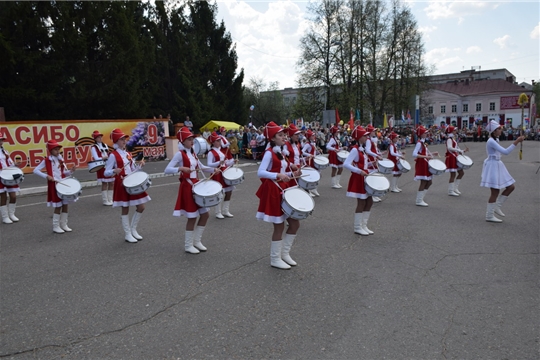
[401, 110, 405, 122]
[335, 108, 341, 125]
[370, 112, 373, 125]
[383, 113, 388, 128]
[355, 109, 361, 121]
[349, 109, 355, 130]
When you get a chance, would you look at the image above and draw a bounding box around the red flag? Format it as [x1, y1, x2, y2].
[349, 109, 355, 130]
[335, 108, 341, 125]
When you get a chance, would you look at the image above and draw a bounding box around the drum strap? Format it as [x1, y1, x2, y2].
[112, 151, 127, 179]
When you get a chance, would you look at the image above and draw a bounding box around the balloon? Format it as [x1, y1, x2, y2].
[339, 120, 344, 125]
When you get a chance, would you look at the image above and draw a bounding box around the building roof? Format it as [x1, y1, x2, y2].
[432, 79, 529, 96]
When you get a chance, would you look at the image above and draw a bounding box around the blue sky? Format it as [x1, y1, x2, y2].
[215, 0, 539, 88]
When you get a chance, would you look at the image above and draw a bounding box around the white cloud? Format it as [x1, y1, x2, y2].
[424, 47, 463, 71]
[493, 35, 511, 49]
[424, 1, 500, 20]
[531, 23, 540, 39]
[466, 46, 482, 54]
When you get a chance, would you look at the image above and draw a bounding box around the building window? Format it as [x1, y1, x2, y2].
[441, 105, 446, 114]
[463, 104, 468, 112]
[476, 103, 482, 111]
[490, 102, 495, 111]
[451, 105, 457, 113]
[428, 106, 433, 114]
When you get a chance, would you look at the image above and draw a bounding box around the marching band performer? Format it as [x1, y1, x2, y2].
[480, 120, 525, 222]
[302, 129, 321, 197]
[365, 125, 384, 202]
[104, 129, 150, 243]
[91, 130, 114, 205]
[386, 132, 406, 193]
[33, 140, 77, 233]
[284, 124, 302, 169]
[412, 126, 434, 207]
[207, 131, 236, 219]
[0, 132, 20, 223]
[444, 126, 467, 196]
[165, 127, 218, 254]
[344, 126, 374, 236]
[326, 125, 344, 189]
[256, 121, 302, 270]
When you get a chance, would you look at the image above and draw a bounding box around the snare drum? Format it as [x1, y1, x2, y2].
[337, 150, 350, 162]
[428, 159, 447, 175]
[87, 159, 105, 173]
[298, 167, 321, 190]
[122, 171, 152, 195]
[193, 137, 210, 156]
[397, 159, 411, 173]
[192, 179, 224, 207]
[281, 187, 315, 220]
[222, 167, 245, 185]
[313, 155, 329, 170]
[55, 178, 82, 201]
[377, 159, 394, 174]
[364, 174, 390, 197]
[0, 167, 25, 186]
[456, 155, 474, 170]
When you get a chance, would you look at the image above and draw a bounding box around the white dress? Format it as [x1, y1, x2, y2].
[480, 138, 516, 189]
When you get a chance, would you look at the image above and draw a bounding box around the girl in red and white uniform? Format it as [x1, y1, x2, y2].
[343, 126, 374, 236]
[33, 140, 77, 233]
[412, 126, 434, 206]
[365, 125, 384, 202]
[326, 125, 344, 189]
[256, 121, 302, 270]
[386, 132, 406, 193]
[444, 126, 467, 196]
[104, 129, 150, 243]
[283, 124, 302, 168]
[0, 132, 20, 224]
[207, 132, 236, 219]
[165, 127, 217, 254]
[218, 126, 234, 161]
[91, 130, 114, 205]
[301, 130, 321, 197]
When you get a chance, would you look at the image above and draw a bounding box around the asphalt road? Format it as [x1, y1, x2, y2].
[1, 141, 539, 359]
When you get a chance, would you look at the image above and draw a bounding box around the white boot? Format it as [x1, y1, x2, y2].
[373, 196, 381, 203]
[395, 177, 402, 192]
[1, 205, 13, 224]
[60, 212, 72, 232]
[331, 176, 339, 189]
[222, 200, 234, 218]
[336, 175, 343, 188]
[8, 203, 19, 222]
[454, 179, 461, 195]
[390, 177, 399, 193]
[308, 190, 315, 197]
[185, 230, 199, 254]
[215, 201, 224, 219]
[281, 234, 297, 266]
[107, 190, 114, 205]
[312, 188, 320, 197]
[122, 215, 137, 243]
[270, 241, 291, 269]
[416, 190, 428, 207]
[486, 203, 502, 223]
[354, 212, 369, 236]
[448, 182, 459, 196]
[362, 211, 374, 235]
[193, 226, 207, 252]
[101, 191, 110, 205]
[130, 211, 143, 240]
[52, 213, 64, 233]
[495, 195, 507, 217]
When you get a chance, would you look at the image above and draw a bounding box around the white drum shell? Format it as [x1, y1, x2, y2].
[364, 175, 390, 197]
[222, 167, 245, 185]
[397, 159, 411, 173]
[56, 178, 82, 200]
[298, 168, 321, 190]
[193, 137, 211, 156]
[193, 179, 224, 207]
[457, 155, 473, 170]
[123, 171, 152, 195]
[87, 160, 105, 173]
[428, 159, 447, 175]
[377, 160, 394, 174]
[337, 150, 350, 163]
[281, 187, 315, 220]
[0, 167, 25, 186]
[313, 155, 329, 170]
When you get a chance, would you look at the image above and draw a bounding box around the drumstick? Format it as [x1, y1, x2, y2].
[55, 180, 71, 187]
